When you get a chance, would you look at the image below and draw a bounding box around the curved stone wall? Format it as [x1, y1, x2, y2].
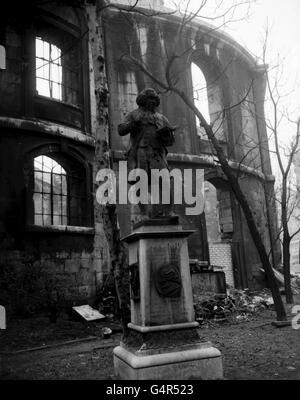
[103, 3, 280, 288]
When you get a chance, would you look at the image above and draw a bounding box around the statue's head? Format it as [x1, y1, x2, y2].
[136, 88, 160, 110]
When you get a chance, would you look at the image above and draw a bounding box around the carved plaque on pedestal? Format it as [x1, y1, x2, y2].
[151, 245, 182, 298]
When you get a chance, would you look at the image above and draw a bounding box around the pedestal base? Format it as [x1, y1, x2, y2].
[117, 219, 223, 380]
[113, 342, 223, 380]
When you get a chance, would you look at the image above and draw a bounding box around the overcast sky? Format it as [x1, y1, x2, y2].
[217, 0, 300, 109]
[165, 1, 300, 60]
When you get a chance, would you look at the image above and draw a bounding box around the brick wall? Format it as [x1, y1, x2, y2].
[209, 242, 235, 287]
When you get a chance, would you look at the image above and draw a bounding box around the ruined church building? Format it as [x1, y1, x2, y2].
[0, 0, 280, 311]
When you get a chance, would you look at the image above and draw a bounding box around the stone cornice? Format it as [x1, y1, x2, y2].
[112, 149, 275, 182]
[0, 117, 95, 147]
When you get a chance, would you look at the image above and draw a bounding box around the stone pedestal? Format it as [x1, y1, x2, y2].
[113, 217, 223, 380]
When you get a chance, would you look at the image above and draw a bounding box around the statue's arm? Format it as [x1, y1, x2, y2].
[118, 113, 135, 136]
[156, 114, 176, 147]
[161, 115, 172, 128]
[156, 114, 177, 133]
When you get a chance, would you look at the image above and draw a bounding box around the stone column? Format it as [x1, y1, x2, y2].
[113, 217, 223, 380]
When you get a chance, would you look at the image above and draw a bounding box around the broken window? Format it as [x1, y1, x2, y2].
[191, 62, 210, 138]
[32, 154, 88, 227]
[33, 155, 68, 226]
[191, 61, 226, 142]
[36, 37, 62, 101]
[35, 27, 81, 107]
[24, 7, 91, 131]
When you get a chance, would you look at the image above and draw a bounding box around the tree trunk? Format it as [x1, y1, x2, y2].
[171, 89, 287, 320]
[282, 234, 293, 303]
[207, 127, 287, 320]
[281, 176, 294, 304]
[106, 204, 131, 334]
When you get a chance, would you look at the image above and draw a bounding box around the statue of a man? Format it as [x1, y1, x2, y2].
[118, 88, 176, 220]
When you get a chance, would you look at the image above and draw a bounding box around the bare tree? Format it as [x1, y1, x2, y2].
[110, 0, 287, 320]
[261, 26, 300, 304]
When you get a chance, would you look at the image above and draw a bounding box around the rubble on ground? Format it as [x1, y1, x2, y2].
[194, 288, 275, 323]
[291, 275, 300, 294]
[260, 267, 300, 295]
[72, 305, 105, 322]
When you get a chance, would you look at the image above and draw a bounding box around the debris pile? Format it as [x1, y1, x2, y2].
[291, 275, 300, 294]
[194, 288, 274, 323]
[194, 294, 235, 322]
[228, 288, 274, 312]
[260, 267, 300, 295]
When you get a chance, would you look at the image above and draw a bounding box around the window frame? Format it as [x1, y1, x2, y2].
[33, 155, 69, 226]
[25, 147, 93, 229]
[22, 10, 90, 132]
[188, 51, 229, 152]
[35, 37, 63, 102]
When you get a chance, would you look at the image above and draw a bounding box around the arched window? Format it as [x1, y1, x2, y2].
[191, 62, 210, 137]
[33, 155, 68, 226]
[191, 60, 226, 142]
[30, 154, 90, 227]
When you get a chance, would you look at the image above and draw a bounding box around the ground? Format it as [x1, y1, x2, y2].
[1, 299, 299, 380]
